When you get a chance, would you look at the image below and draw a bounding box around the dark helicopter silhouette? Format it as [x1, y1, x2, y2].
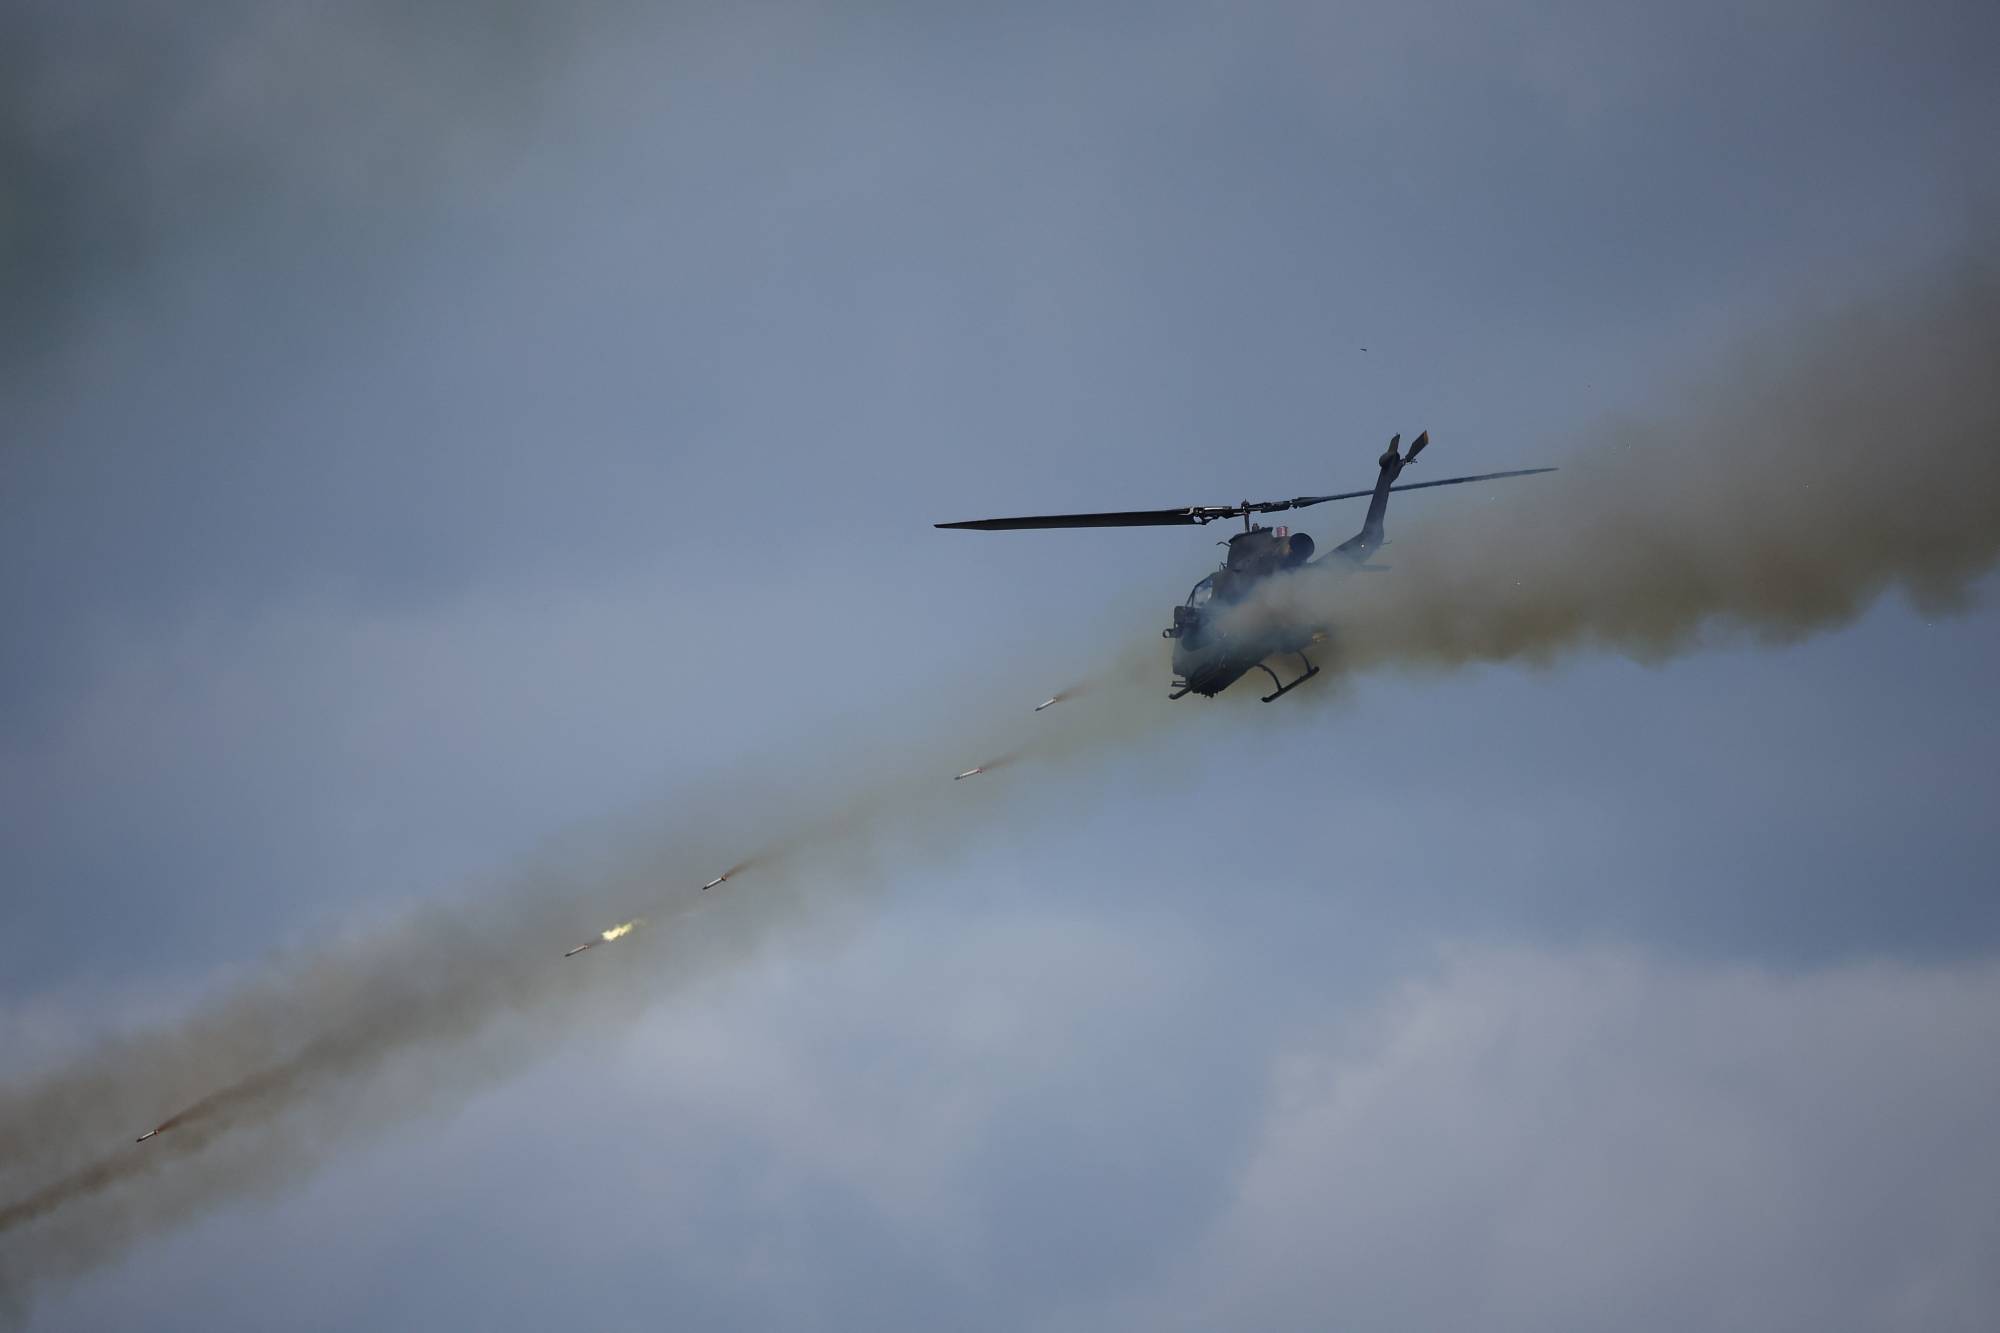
[938, 434, 1553, 701]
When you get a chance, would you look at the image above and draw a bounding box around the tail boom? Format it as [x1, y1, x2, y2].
[1337, 431, 1427, 560]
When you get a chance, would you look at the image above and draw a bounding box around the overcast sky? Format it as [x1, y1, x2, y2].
[4, 2, 1997, 1329]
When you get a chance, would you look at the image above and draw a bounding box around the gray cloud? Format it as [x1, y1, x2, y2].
[5, 1, 1998, 1327]
[1083, 946, 2000, 1333]
[6, 241, 1994, 1328]
[46, 920, 1989, 1333]
[0, 0, 585, 362]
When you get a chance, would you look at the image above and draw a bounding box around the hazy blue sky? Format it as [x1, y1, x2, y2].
[4, 2, 1996, 1328]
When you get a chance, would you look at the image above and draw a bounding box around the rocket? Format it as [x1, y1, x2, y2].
[956, 752, 1018, 780]
[1034, 696, 1060, 712]
[135, 1128, 160, 1143]
[701, 873, 727, 891]
[562, 941, 596, 957]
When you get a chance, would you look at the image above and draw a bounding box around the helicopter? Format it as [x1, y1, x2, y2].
[937, 433, 1553, 702]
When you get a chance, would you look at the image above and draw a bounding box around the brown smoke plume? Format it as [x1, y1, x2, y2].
[1239, 263, 2000, 677]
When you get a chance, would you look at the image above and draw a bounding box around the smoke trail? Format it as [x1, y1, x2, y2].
[1, 1039, 341, 1233]
[0, 683, 1177, 1313]
[1236, 262, 2000, 678]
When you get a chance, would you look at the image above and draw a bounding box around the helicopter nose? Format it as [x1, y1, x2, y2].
[1170, 629, 1209, 674]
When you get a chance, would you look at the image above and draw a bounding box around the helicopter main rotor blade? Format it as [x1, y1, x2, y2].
[934, 468, 1554, 532]
[935, 507, 1219, 530]
[1287, 466, 1558, 510]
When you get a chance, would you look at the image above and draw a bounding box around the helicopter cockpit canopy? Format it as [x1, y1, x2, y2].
[1186, 575, 1215, 608]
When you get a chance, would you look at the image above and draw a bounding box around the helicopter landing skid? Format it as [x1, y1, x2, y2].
[1169, 683, 1194, 700]
[1256, 651, 1319, 703]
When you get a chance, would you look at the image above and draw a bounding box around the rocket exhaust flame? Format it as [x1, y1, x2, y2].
[564, 919, 639, 957]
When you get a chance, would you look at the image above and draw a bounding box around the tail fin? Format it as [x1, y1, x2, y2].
[1336, 431, 1426, 560]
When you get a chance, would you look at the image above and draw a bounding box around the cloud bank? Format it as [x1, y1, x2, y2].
[1075, 946, 2000, 1333]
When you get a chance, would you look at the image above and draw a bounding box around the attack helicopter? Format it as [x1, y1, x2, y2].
[938, 433, 1553, 702]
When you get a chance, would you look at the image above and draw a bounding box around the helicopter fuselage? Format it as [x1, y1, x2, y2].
[1162, 525, 1329, 700]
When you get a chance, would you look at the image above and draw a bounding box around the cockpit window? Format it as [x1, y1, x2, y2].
[1187, 576, 1215, 607]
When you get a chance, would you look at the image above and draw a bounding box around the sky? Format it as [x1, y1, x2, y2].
[3, 1, 1997, 1328]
